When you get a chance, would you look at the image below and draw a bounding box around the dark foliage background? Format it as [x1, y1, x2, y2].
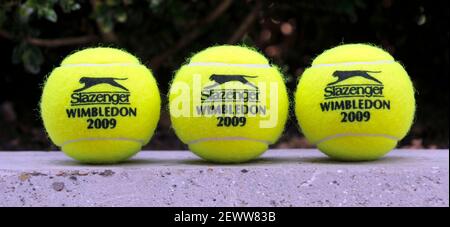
[0, 0, 448, 151]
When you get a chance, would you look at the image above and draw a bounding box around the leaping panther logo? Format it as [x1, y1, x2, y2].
[328, 70, 382, 86]
[204, 74, 258, 89]
[74, 77, 128, 92]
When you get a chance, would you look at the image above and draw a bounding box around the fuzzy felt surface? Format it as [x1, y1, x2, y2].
[295, 43, 415, 161]
[169, 45, 288, 163]
[41, 47, 160, 163]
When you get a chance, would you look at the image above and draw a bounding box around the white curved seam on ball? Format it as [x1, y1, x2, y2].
[61, 63, 142, 67]
[187, 62, 271, 68]
[187, 137, 271, 145]
[60, 137, 145, 147]
[315, 133, 399, 145]
[311, 60, 395, 68]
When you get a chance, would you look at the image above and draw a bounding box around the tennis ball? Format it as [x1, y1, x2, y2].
[295, 43, 415, 161]
[169, 45, 288, 163]
[41, 47, 160, 164]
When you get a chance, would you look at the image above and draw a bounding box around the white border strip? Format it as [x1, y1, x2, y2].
[187, 62, 271, 68]
[61, 63, 142, 67]
[311, 60, 395, 68]
[187, 137, 271, 145]
[316, 133, 399, 145]
[61, 137, 145, 147]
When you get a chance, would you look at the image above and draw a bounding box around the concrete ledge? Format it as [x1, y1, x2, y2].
[0, 149, 448, 207]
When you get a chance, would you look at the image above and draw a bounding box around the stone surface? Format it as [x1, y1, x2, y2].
[0, 149, 448, 207]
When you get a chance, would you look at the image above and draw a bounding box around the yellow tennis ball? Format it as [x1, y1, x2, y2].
[295, 43, 415, 161]
[41, 47, 160, 164]
[169, 45, 288, 163]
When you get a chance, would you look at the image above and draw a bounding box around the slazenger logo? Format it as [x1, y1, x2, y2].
[70, 77, 130, 106]
[66, 76, 137, 125]
[324, 70, 384, 99]
[197, 74, 265, 118]
[201, 74, 260, 103]
[74, 77, 129, 92]
[204, 74, 258, 89]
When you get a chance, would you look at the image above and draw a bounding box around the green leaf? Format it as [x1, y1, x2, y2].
[12, 42, 27, 65]
[149, 0, 163, 8]
[94, 4, 115, 32]
[115, 10, 127, 23]
[71, 3, 81, 11]
[22, 45, 43, 74]
[11, 42, 44, 74]
[18, 4, 34, 23]
[43, 8, 57, 22]
[59, 0, 81, 13]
